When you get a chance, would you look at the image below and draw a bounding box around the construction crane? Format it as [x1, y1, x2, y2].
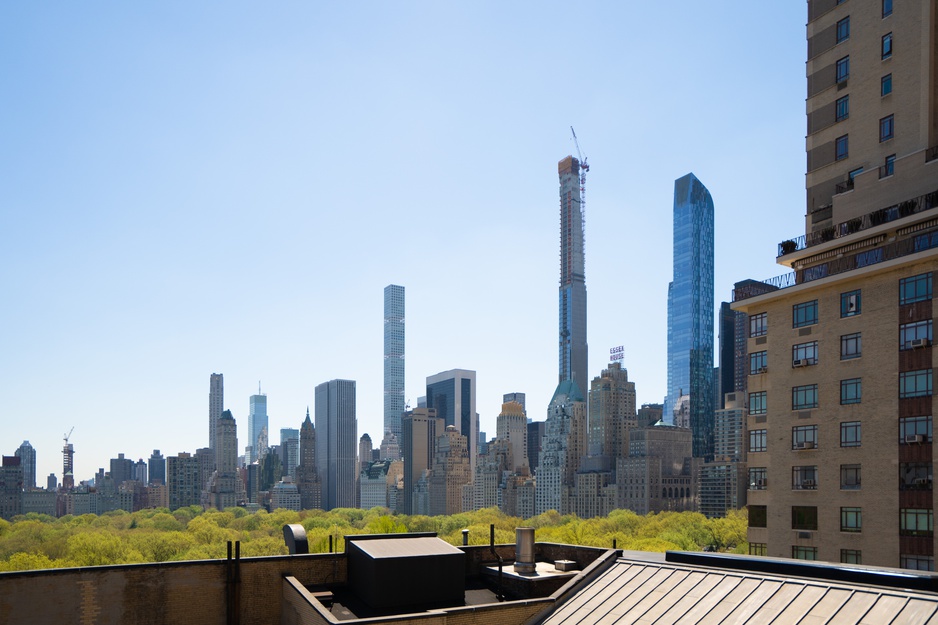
[64, 426, 74, 444]
[570, 126, 589, 173]
[62, 427, 75, 490]
[570, 126, 589, 234]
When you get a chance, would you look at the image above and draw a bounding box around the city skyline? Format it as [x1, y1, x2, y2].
[0, 3, 807, 482]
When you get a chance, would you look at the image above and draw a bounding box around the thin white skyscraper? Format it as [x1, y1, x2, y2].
[384, 285, 405, 442]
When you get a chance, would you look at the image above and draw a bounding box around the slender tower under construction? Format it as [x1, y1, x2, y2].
[558, 155, 588, 390]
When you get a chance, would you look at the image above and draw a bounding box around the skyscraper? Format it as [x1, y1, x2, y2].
[296, 409, 322, 511]
[280, 428, 299, 478]
[665, 173, 715, 461]
[209, 373, 223, 455]
[315, 379, 357, 510]
[496, 401, 528, 473]
[426, 369, 478, 474]
[535, 380, 587, 515]
[558, 156, 589, 389]
[587, 362, 637, 459]
[401, 407, 442, 515]
[247, 389, 268, 464]
[384, 284, 405, 442]
[15, 441, 35, 490]
[148, 450, 165, 486]
[204, 409, 245, 510]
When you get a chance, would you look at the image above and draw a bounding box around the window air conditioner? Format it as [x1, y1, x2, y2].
[757, 366, 768, 374]
[801, 479, 816, 488]
[798, 441, 816, 450]
[905, 434, 925, 444]
[793, 359, 807, 367]
[911, 338, 931, 349]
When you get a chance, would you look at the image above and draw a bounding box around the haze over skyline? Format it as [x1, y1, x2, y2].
[1, 2, 807, 482]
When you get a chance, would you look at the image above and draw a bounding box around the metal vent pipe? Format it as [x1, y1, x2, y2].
[514, 527, 535, 574]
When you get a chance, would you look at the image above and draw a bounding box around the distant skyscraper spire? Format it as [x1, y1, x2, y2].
[384, 285, 405, 441]
[558, 155, 588, 388]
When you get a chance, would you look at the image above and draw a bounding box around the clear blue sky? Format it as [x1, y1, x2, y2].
[1, 3, 807, 483]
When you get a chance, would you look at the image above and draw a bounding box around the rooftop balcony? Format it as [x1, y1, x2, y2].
[734, 187, 938, 302]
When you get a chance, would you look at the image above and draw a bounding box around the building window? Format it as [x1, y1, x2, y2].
[792, 546, 818, 561]
[900, 320, 932, 350]
[793, 425, 818, 449]
[793, 466, 818, 490]
[749, 543, 767, 556]
[792, 341, 818, 365]
[750, 429, 767, 453]
[899, 273, 932, 305]
[841, 290, 861, 317]
[750, 351, 768, 375]
[749, 467, 767, 490]
[901, 555, 934, 572]
[835, 95, 849, 121]
[842, 549, 862, 564]
[792, 506, 818, 531]
[882, 73, 892, 96]
[883, 0, 892, 17]
[835, 135, 849, 161]
[900, 369, 933, 398]
[749, 505, 767, 528]
[841, 464, 861, 490]
[841, 380, 862, 406]
[882, 33, 893, 59]
[793, 300, 818, 328]
[899, 463, 932, 491]
[750, 312, 767, 337]
[899, 416, 933, 443]
[880, 114, 894, 142]
[900, 509, 933, 537]
[836, 16, 850, 43]
[792, 385, 819, 410]
[836, 56, 850, 82]
[748, 391, 767, 415]
[841, 507, 862, 532]
[841, 420, 861, 446]
[840, 332, 861, 360]
[883, 154, 895, 177]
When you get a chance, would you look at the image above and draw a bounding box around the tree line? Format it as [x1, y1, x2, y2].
[0, 506, 747, 572]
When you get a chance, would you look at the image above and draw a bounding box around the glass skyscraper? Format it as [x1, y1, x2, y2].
[383, 285, 405, 441]
[665, 173, 715, 460]
[425, 369, 477, 475]
[247, 391, 268, 464]
[558, 156, 588, 389]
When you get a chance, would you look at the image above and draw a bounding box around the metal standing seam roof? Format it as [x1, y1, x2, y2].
[541, 558, 938, 625]
[348, 536, 463, 558]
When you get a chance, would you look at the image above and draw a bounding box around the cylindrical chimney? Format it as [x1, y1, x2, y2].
[514, 527, 535, 574]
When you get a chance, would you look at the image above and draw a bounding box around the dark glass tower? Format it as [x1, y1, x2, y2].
[315, 379, 357, 510]
[383, 285, 405, 441]
[558, 156, 588, 389]
[665, 173, 715, 460]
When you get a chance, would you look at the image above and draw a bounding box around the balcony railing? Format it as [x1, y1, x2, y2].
[778, 187, 938, 258]
[738, 227, 938, 302]
[834, 177, 855, 195]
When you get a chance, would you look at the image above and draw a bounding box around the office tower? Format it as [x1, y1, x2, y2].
[46, 474, 56, 491]
[109, 453, 133, 487]
[0, 456, 23, 520]
[133, 459, 147, 485]
[503, 392, 526, 411]
[384, 285, 406, 443]
[15, 441, 35, 490]
[731, 0, 938, 569]
[699, 393, 748, 519]
[204, 410, 246, 510]
[148, 450, 165, 485]
[587, 362, 637, 459]
[247, 390, 268, 465]
[527, 420, 545, 475]
[426, 369, 478, 474]
[62, 437, 74, 491]
[401, 408, 442, 515]
[209, 373, 223, 454]
[429, 425, 471, 515]
[558, 156, 589, 390]
[718, 302, 739, 410]
[359, 434, 373, 473]
[617, 423, 696, 514]
[315, 379, 357, 510]
[379, 430, 400, 461]
[470, 438, 513, 511]
[296, 409, 322, 510]
[496, 401, 528, 472]
[270, 476, 302, 512]
[279, 429, 299, 478]
[167, 453, 201, 510]
[665, 173, 715, 461]
[535, 380, 587, 515]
